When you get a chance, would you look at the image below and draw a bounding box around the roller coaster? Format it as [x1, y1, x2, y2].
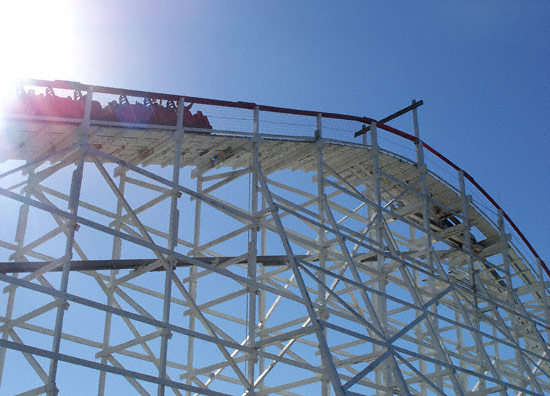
[0, 79, 548, 395]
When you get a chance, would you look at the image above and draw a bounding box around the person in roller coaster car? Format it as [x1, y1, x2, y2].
[4, 87, 213, 130]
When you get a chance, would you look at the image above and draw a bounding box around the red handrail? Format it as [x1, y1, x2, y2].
[375, 123, 549, 278]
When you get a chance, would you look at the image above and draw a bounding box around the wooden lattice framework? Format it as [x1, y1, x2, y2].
[0, 80, 549, 396]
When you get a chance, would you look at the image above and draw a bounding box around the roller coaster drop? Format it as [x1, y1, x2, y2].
[0, 80, 549, 395]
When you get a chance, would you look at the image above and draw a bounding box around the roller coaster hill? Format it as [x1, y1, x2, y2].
[0, 79, 545, 274]
[0, 79, 549, 395]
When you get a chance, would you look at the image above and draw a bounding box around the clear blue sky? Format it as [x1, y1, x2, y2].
[2, 0, 549, 261]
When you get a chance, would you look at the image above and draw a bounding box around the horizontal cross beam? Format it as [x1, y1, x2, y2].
[0, 255, 306, 274]
[354, 100, 424, 137]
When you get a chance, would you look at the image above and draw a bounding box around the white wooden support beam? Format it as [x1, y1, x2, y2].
[169, 275, 253, 391]
[436, 222, 467, 240]
[91, 156, 166, 263]
[255, 164, 345, 396]
[46, 147, 86, 396]
[246, 105, 260, 391]
[0, 338, 231, 396]
[537, 258, 550, 342]
[411, 106, 466, 395]
[397, 262, 467, 395]
[98, 168, 126, 396]
[368, 121, 393, 389]
[253, 326, 316, 349]
[320, 199, 387, 337]
[498, 210, 513, 293]
[158, 122, 183, 396]
[96, 329, 164, 359]
[7, 329, 49, 384]
[297, 262, 385, 338]
[0, 167, 35, 387]
[185, 175, 203, 395]
[81, 86, 93, 132]
[314, 111, 331, 396]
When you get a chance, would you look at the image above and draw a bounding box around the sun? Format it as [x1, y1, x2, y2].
[0, 0, 77, 161]
[0, 0, 77, 86]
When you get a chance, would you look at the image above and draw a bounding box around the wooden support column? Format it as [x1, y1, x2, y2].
[258, 183, 267, 393]
[247, 106, 260, 391]
[315, 113, 331, 396]
[98, 167, 127, 396]
[256, 165, 345, 396]
[369, 121, 391, 393]
[412, 101, 443, 390]
[458, 171, 476, 299]
[158, 97, 184, 396]
[537, 258, 550, 343]
[457, 170, 474, 386]
[46, 106, 90, 395]
[185, 174, 202, 395]
[0, 167, 35, 387]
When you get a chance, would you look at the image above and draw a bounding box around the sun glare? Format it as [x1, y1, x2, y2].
[0, 0, 77, 85]
[0, 0, 76, 160]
